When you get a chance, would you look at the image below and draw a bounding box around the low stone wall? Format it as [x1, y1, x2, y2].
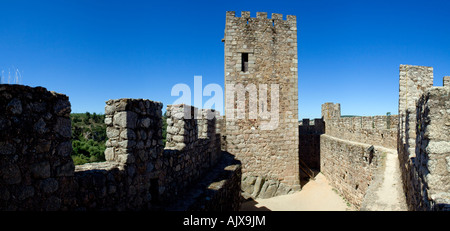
[0, 85, 241, 211]
[320, 134, 384, 209]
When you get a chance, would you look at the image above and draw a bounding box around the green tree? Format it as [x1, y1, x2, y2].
[70, 112, 107, 165]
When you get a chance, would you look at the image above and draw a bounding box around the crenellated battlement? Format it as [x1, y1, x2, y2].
[0, 85, 241, 211]
[444, 76, 450, 87]
[226, 11, 296, 22]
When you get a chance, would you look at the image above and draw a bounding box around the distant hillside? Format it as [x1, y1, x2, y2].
[70, 112, 106, 165]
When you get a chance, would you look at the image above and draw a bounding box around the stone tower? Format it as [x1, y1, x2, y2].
[223, 11, 300, 198]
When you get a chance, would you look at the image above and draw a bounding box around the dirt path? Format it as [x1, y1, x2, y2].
[361, 148, 408, 211]
[240, 173, 354, 211]
[241, 147, 408, 211]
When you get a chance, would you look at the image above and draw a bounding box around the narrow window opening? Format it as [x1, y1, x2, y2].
[241, 53, 248, 72]
[272, 20, 275, 27]
[246, 19, 249, 25]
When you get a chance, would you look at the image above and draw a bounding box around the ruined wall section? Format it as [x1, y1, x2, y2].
[397, 65, 434, 210]
[224, 11, 300, 198]
[412, 86, 450, 211]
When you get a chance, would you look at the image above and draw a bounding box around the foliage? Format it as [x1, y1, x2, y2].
[70, 113, 106, 165]
[70, 111, 168, 165]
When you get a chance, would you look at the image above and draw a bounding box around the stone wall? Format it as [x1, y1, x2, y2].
[160, 105, 222, 201]
[321, 102, 398, 149]
[224, 11, 300, 198]
[298, 119, 324, 170]
[444, 76, 450, 87]
[324, 115, 399, 149]
[75, 98, 164, 210]
[410, 86, 450, 210]
[321, 102, 341, 120]
[320, 134, 384, 209]
[0, 85, 241, 211]
[0, 84, 75, 210]
[318, 103, 398, 209]
[397, 65, 434, 210]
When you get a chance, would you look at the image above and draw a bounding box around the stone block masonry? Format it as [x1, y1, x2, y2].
[320, 134, 384, 209]
[444, 76, 450, 87]
[76, 98, 165, 210]
[159, 105, 222, 202]
[224, 11, 300, 198]
[0, 85, 241, 211]
[412, 86, 450, 210]
[298, 119, 324, 171]
[397, 65, 434, 210]
[321, 102, 398, 149]
[0, 85, 75, 210]
[305, 102, 399, 209]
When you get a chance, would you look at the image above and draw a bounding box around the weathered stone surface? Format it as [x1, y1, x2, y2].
[39, 178, 59, 194]
[7, 98, 22, 115]
[320, 134, 381, 209]
[113, 111, 138, 129]
[0, 142, 15, 155]
[120, 130, 136, 140]
[1, 164, 22, 184]
[321, 103, 398, 149]
[0, 85, 75, 211]
[0, 15, 246, 212]
[223, 11, 300, 198]
[56, 162, 74, 177]
[412, 86, 450, 211]
[57, 141, 72, 157]
[54, 99, 71, 116]
[34, 118, 47, 134]
[55, 117, 71, 138]
[31, 161, 51, 179]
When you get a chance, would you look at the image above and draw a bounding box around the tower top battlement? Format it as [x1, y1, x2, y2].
[226, 11, 296, 23]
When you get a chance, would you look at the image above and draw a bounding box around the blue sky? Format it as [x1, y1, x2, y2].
[1, 0, 449, 119]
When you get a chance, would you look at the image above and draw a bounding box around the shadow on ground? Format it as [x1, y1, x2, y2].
[239, 197, 271, 211]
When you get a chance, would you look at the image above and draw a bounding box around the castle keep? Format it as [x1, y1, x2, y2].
[223, 11, 300, 198]
[0, 11, 449, 211]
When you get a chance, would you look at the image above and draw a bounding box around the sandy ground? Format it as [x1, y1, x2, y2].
[240, 173, 354, 211]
